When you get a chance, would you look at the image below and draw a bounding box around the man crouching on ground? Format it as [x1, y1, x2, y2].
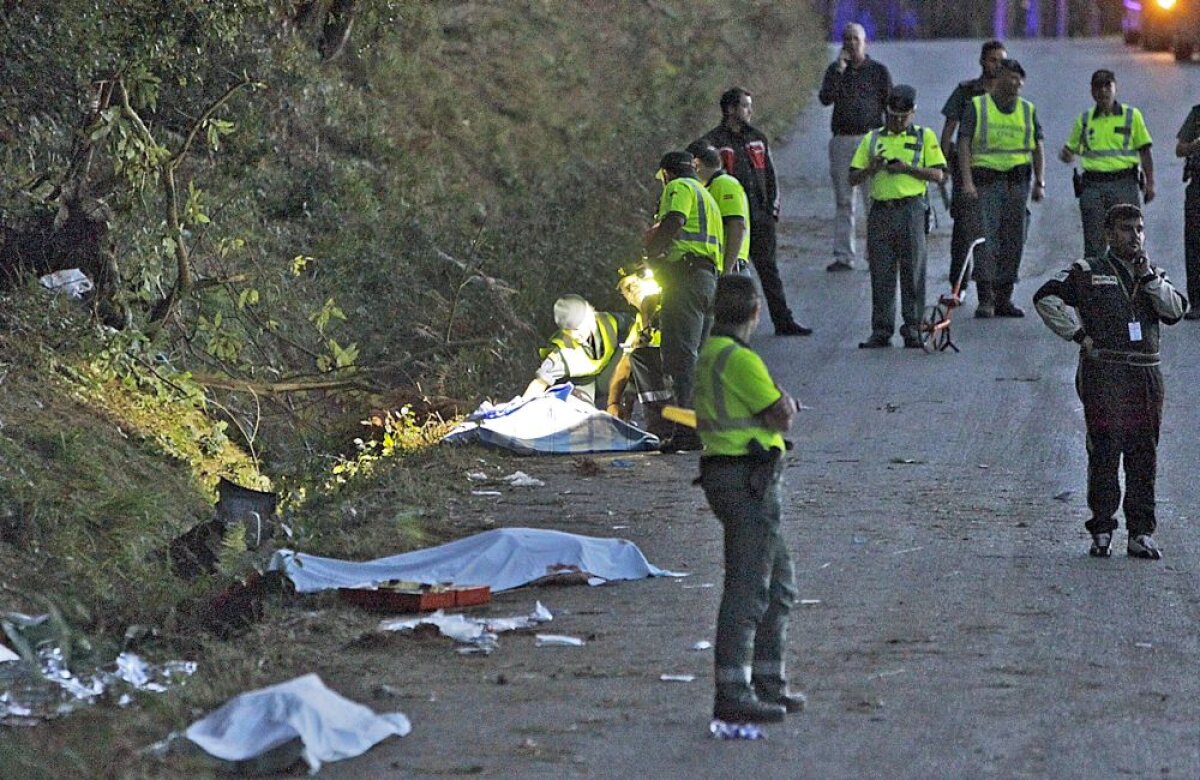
[695, 275, 806, 724]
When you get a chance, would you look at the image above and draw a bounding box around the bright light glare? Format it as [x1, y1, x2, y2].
[1156, 0, 1176, 10]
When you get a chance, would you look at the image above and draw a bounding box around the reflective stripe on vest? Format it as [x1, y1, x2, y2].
[678, 179, 720, 247]
[541, 312, 619, 379]
[867, 124, 924, 166]
[1079, 105, 1138, 162]
[696, 343, 761, 433]
[972, 95, 1034, 169]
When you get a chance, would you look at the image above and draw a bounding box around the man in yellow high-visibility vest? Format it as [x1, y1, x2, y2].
[645, 150, 724, 452]
[695, 274, 806, 725]
[1059, 69, 1155, 261]
[957, 58, 1045, 319]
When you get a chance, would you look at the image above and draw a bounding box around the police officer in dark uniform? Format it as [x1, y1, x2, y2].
[939, 39, 1006, 292]
[1174, 102, 1200, 319]
[1033, 204, 1188, 559]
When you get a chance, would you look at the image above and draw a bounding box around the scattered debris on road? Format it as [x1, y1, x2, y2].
[660, 674, 696, 683]
[378, 602, 553, 654]
[709, 720, 765, 740]
[501, 471, 545, 487]
[534, 634, 584, 647]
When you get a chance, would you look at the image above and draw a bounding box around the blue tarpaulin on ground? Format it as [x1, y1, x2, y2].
[442, 389, 659, 455]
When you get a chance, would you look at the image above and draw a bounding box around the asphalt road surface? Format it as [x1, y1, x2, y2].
[323, 38, 1200, 778]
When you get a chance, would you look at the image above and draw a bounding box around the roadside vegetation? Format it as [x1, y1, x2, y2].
[0, 1, 825, 771]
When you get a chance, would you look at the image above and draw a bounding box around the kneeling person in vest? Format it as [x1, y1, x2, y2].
[524, 294, 624, 407]
[607, 268, 670, 436]
[1059, 69, 1154, 261]
[849, 84, 947, 349]
[695, 275, 806, 725]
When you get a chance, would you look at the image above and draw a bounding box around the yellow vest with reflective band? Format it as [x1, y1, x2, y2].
[657, 177, 724, 271]
[705, 172, 751, 263]
[971, 94, 1036, 171]
[857, 125, 941, 200]
[624, 311, 661, 350]
[1073, 105, 1144, 173]
[694, 335, 785, 456]
[538, 312, 619, 380]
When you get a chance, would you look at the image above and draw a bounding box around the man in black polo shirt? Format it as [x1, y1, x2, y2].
[940, 39, 1006, 293]
[818, 22, 891, 273]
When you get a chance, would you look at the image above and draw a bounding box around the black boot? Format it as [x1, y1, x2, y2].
[713, 684, 786, 723]
[993, 283, 1025, 317]
[754, 679, 807, 713]
[975, 281, 995, 318]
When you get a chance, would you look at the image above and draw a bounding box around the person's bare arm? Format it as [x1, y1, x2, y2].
[939, 118, 958, 162]
[1031, 141, 1045, 202]
[759, 389, 798, 433]
[722, 217, 746, 274]
[957, 136, 976, 197]
[645, 213, 684, 258]
[1140, 146, 1156, 203]
[606, 355, 632, 418]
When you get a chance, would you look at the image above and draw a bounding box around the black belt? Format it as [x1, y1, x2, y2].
[1086, 348, 1160, 367]
[1082, 167, 1138, 184]
[679, 254, 717, 273]
[972, 165, 1031, 185]
[872, 195, 924, 209]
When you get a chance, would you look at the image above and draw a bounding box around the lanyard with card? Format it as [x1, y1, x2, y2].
[1105, 256, 1144, 341]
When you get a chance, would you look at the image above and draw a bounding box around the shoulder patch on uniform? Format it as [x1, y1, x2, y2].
[1071, 259, 1092, 272]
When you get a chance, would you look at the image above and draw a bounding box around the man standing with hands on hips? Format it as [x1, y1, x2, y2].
[818, 22, 891, 273]
[1033, 204, 1188, 560]
[957, 58, 1045, 318]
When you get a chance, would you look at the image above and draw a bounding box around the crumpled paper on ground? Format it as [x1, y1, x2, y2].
[185, 673, 410, 774]
[379, 602, 552, 653]
[0, 648, 196, 725]
[270, 527, 684, 594]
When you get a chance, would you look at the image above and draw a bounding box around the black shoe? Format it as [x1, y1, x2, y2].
[826, 259, 854, 272]
[994, 300, 1026, 318]
[776, 321, 813, 337]
[902, 335, 922, 349]
[754, 686, 807, 713]
[974, 304, 995, 319]
[1184, 310, 1200, 320]
[858, 334, 890, 349]
[1089, 532, 1112, 558]
[658, 428, 703, 453]
[1127, 533, 1162, 560]
[713, 698, 786, 724]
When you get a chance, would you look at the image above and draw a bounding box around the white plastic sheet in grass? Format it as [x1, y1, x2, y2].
[442, 389, 659, 455]
[269, 527, 684, 594]
[185, 674, 410, 774]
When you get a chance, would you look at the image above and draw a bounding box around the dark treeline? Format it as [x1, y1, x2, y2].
[821, 0, 1124, 40]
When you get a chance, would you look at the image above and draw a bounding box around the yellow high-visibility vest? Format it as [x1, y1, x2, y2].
[971, 94, 1036, 172]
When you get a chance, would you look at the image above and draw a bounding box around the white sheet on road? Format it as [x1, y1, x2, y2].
[442, 391, 659, 455]
[269, 527, 683, 593]
[185, 674, 410, 774]
[0, 644, 18, 663]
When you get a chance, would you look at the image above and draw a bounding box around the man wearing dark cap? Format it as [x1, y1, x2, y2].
[849, 85, 947, 348]
[819, 22, 892, 272]
[697, 88, 812, 336]
[957, 58, 1045, 318]
[1059, 69, 1155, 261]
[645, 151, 724, 451]
[940, 39, 1007, 293]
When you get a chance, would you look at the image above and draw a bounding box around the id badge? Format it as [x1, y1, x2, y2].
[1129, 321, 1143, 342]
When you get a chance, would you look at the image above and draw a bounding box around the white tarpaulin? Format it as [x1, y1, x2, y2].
[0, 644, 18, 663]
[269, 527, 683, 594]
[442, 389, 659, 455]
[185, 674, 410, 774]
